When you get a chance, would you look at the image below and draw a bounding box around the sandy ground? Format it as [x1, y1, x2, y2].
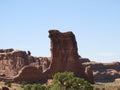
[0, 82, 23, 90]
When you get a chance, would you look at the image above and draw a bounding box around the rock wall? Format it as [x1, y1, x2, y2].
[0, 50, 28, 77]
[0, 49, 50, 79]
[82, 61, 120, 82]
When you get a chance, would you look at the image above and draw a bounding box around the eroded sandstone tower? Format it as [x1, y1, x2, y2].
[0, 30, 94, 83]
[45, 30, 94, 83]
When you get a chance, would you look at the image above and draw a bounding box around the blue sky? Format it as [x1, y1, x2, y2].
[0, 0, 120, 62]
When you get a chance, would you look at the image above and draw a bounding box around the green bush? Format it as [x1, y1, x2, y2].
[20, 81, 28, 88]
[31, 84, 46, 90]
[49, 84, 66, 90]
[23, 84, 46, 90]
[51, 71, 93, 90]
[23, 84, 32, 90]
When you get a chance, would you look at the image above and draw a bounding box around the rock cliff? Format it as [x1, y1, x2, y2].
[0, 49, 51, 82]
[43, 30, 94, 83]
[0, 30, 94, 83]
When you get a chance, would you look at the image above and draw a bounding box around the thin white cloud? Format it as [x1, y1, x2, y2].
[97, 52, 117, 57]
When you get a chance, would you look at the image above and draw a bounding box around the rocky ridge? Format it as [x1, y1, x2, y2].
[81, 59, 120, 82]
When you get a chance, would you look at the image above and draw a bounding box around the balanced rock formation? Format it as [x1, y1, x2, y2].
[0, 30, 94, 83]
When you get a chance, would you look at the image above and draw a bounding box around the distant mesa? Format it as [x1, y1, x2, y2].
[0, 30, 119, 83]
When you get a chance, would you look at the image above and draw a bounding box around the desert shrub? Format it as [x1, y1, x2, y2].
[31, 84, 46, 90]
[51, 71, 93, 90]
[23, 84, 32, 90]
[4, 80, 11, 87]
[49, 83, 66, 90]
[21, 72, 93, 90]
[23, 84, 46, 90]
[20, 81, 28, 88]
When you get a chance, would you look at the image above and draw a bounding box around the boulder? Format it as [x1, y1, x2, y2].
[2, 87, 9, 90]
[79, 58, 90, 63]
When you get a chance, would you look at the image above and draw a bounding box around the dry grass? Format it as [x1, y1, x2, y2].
[1, 81, 120, 90]
[93, 81, 120, 90]
[0, 82, 23, 90]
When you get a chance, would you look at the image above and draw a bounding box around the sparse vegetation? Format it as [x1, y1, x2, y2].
[20, 81, 28, 88]
[4, 80, 11, 87]
[19, 72, 93, 90]
[22, 84, 46, 90]
[3, 72, 120, 90]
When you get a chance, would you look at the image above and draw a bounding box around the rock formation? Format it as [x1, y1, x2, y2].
[0, 49, 51, 82]
[0, 30, 94, 83]
[85, 66, 94, 83]
[43, 30, 94, 83]
[82, 61, 120, 82]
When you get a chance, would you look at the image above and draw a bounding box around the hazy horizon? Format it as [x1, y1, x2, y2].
[0, 0, 120, 63]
